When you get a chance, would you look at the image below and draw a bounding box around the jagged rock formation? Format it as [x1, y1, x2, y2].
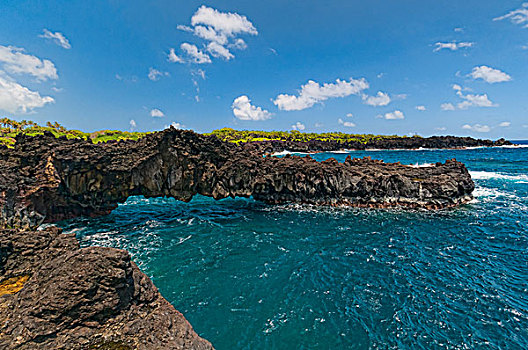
[0, 128, 475, 229]
[0, 226, 213, 350]
[0, 128, 477, 349]
[240, 136, 512, 154]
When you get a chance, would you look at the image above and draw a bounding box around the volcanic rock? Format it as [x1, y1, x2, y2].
[0, 129, 475, 229]
[0, 226, 213, 350]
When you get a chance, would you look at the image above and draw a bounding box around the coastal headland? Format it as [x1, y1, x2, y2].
[0, 121, 508, 349]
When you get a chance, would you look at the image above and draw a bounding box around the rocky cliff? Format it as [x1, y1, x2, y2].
[0, 226, 213, 350]
[0, 128, 477, 349]
[0, 128, 475, 229]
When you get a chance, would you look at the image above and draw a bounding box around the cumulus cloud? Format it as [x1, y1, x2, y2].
[171, 6, 257, 64]
[0, 72, 54, 114]
[377, 110, 404, 120]
[415, 105, 426, 111]
[457, 93, 497, 109]
[39, 29, 71, 49]
[180, 43, 211, 64]
[462, 124, 491, 132]
[273, 78, 369, 111]
[232, 95, 272, 121]
[362, 91, 391, 106]
[148, 67, 169, 81]
[168, 48, 184, 63]
[498, 121, 511, 127]
[434, 41, 473, 52]
[150, 108, 164, 117]
[346, 113, 354, 117]
[129, 119, 137, 128]
[494, 3, 528, 28]
[470, 65, 512, 83]
[291, 121, 305, 131]
[338, 118, 356, 127]
[207, 42, 234, 60]
[441, 103, 456, 111]
[435, 127, 447, 131]
[444, 84, 498, 110]
[191, 5, 257, 37]
[0, 45, 58, 81]
[165, 121, 185, 129]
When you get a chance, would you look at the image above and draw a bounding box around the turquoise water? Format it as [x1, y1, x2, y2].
[59, 145, 528, 349]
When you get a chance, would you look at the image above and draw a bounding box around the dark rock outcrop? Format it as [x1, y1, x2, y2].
[239, 136, 512, 154]
[0, 128, 475, 228]
[0, 226, 213, 350]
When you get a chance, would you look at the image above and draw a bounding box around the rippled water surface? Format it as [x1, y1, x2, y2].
[59, 145, 528, 349]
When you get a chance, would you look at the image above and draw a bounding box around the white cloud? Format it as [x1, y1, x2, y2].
[180, 43, 211, 64]
[165, 121, 185, 129]
[441, 103, 456, 111]
[457, 93, 497, 109]
[191, 5, 258, 37]
[291, 121, 305, 131]
[498, 121, 511, 127]
[314, 122, 323, 127]
[193, 25, 228, 45]
[454, 27, 464, 32]
[494, 3, 528, 28]
[129, 119, 137, 128]
[173, 6, 257, 64]
[462, 124, 491, 132]
[346, 113, 354, 117]
[446, 85, 498, 110]
[168, 48, 184, 63]
[207, 42, 234, 60]
[435, 127, 447, 131]
[0, 45, 58, 81]
[415, 105, 426, 111]
[148, 67, 169, 81]
[470, 65, 512, 83]
[273, 78, 369, 111]
[362, 91, 391, 106]
[232, 95, 272, 121]
[338, 118, 356, 127]
[150, 108, 164, 117]
[39, 29, 71, 49]
[378, 110, 404, 120]
[0, 72, 54, 114]
[434, 41, 474, 52]
[230, 39, 248, 50]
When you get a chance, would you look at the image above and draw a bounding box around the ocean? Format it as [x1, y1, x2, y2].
[59, 144, 528, 349]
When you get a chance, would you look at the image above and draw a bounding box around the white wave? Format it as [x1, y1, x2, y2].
[409, 163, 434, 168]
[473, 186, 519, 201]
[470, 171, 528, 182]
[271, 150, 312, 156]
[497, 144, 528, 148]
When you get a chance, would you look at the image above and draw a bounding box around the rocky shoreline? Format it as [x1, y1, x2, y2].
[0, 227, 213, 349]
[237, 136, 512, 154]
[0, 128, 479, 349]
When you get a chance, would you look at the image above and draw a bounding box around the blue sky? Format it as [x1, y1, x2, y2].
[1, 0, 527, 139]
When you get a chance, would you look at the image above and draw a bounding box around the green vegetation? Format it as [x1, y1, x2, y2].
[208, 128, 418, 144]
[0, 117, 149, 148]
[1, 118, 418, 148]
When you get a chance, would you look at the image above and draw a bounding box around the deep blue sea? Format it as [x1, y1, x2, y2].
[59, 144, 528, 349]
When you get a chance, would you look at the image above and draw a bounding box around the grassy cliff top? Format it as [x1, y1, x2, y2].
[0, 118, 149, 148]
[207, 128, 417, 144]
[0, 118, 417, 148]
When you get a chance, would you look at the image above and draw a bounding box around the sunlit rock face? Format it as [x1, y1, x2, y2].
[0, 128, 474, 229]
[0, 227, 214, 350]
